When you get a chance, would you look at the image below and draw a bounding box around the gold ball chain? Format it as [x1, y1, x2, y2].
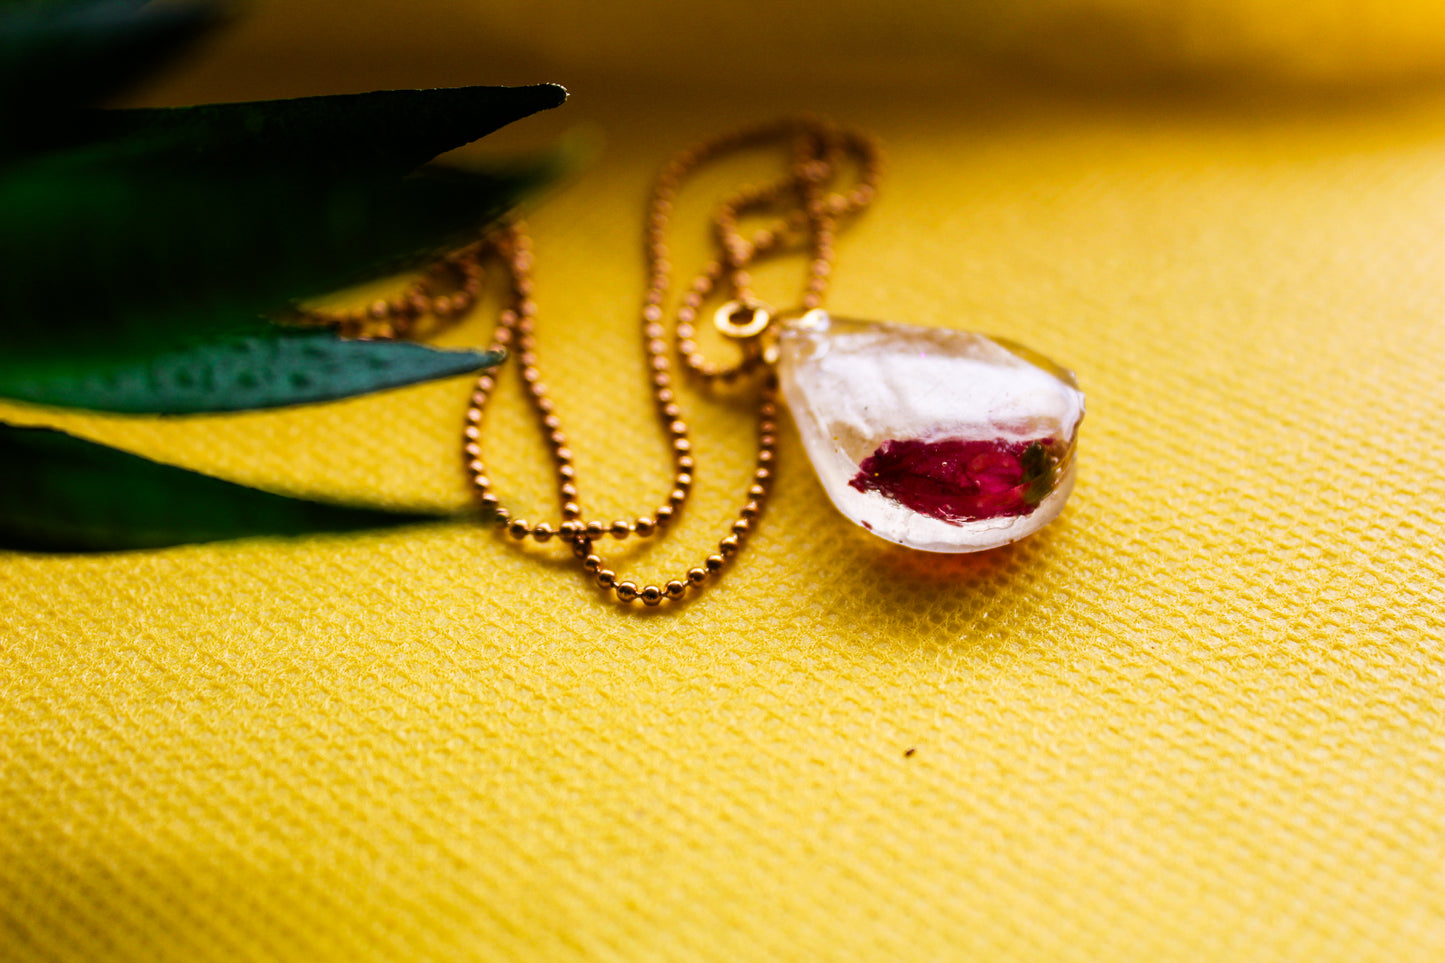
[294, 246, 488, 340]
[305, 117, 881, 605]
[469, 119, 880, 605]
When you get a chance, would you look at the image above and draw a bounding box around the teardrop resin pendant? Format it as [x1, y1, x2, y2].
[776, 312, 1084, 553]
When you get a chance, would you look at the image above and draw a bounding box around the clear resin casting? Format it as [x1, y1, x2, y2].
[777, 312, 1085, 553]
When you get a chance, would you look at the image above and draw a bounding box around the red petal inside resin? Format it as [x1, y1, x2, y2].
[849, 437, 1056, 523]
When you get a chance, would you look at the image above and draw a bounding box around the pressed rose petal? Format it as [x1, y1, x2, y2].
[851, 437, 1047, 522]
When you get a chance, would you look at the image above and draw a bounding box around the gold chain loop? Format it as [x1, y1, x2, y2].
[300, 117, 882, 605]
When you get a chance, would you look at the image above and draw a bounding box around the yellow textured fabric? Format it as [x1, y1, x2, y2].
[4, 6, 1445, 961]
[215, 0, 1445, 88]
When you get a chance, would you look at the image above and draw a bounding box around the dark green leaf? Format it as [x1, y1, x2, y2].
[0, 161, 549, 403]
[0, 0, 225, 144]
[0, 423, 463, 552]
[64, 84, 569, 176]
[0, 329, 504, 414]
[1, 153, 551, 322]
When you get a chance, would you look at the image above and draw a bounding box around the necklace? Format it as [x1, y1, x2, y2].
[304, 117, 1084, 605]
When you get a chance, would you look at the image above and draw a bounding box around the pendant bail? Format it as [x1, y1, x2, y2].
[713, 299, 773, 340]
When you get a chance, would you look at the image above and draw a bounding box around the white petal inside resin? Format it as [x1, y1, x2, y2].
[776, 312, 1085, 553]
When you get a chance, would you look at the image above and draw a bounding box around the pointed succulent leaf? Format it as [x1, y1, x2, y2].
[0, 329, 504, 414]
[0, 423, 466, 552]
[0, 160, 551, 355]
[65, 84, 569, 176]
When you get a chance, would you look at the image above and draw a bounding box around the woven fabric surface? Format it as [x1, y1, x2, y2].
[2, 63, 1444, 963]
